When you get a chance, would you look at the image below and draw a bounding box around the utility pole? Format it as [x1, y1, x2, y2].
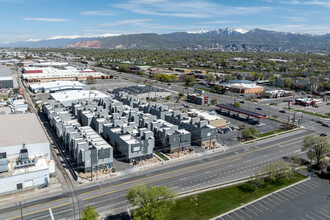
[90, 153, 93, 182]
[19, 201, 23, 220]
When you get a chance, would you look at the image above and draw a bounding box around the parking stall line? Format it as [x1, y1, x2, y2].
[310, 212, 326, 220]
[280, 190, 296, 198]
[224, 213, 235, 220]
[255, 201, 270, 211]
[300, 217, 306, 220]
[305, 214, 316, 220]
[293, 185, 309, 193]
[265, 197, 279, 206]
[314, 210, 329, 219]
[232, 211, 245, 220]
[301, 183, 316, 190]
[274, 192, 289, 201]
[250, 204, 264, 213]
[244, 206, 258, 216]
[238, 209, 252, 219]
[260, 199, 276, 208]
[288, 187, 303, 195]
[319, 207, 329, 214]
[270, 194, 284, 203]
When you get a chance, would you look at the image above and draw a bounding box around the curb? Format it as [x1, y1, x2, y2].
[209, 177, 310, 220]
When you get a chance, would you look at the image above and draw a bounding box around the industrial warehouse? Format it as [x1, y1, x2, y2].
[29, 81, 87, 93]
[0, 113, 54, 194]
[42, 90, 217, 172]
[0, 67, 13, 88]
[22, 66, 111, 82]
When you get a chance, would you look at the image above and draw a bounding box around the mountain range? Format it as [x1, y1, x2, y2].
[1, 28, 330, 52]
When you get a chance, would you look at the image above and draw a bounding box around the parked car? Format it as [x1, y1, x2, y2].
[322, 123, 329, 127]
[256, 107, 263, 110]
[240, 100, 246, 104]
[279, 110, 286, 113]
[327, 103, 330, 105]
[320, 133, 327, 137]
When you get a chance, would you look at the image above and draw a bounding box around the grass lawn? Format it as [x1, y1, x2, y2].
[154, 151, 169, 161]
[166, 173, 306, 220]
[256, 128, 286, 138]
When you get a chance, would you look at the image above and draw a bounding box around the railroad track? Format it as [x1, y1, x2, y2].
[17, 69, 81, 219]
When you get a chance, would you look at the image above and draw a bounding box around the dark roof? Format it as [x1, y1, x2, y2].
[216, 104, 268, 119]
[113, 86, 168, 95]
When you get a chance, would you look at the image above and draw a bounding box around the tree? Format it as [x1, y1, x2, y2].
[224, 74, 236, 82]
[170, 74, 178, 82]
[249, 127, 258, 136]
[81, 206, 98, 220]
[127, 185, 177, 220]
[178, 92, 184, 97]
[184, 75, 195, 86]
[204, 73, 216, 82]
[211, 99, 217, 105]
[242, 129, 252, 140]
[213, 85, 224, 93]
[284, 78, 292, 88]
[233, 102, 240, 108]
[301, 135, 330, 166]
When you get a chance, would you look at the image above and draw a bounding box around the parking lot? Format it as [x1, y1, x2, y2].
[216, 175, 330, 220]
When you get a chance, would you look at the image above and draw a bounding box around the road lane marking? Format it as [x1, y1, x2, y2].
[4, 133, 312, 219]
[0, 197, 68, 216]
[310, 212, 326, 220]
[6, 203, 70, 220]
[83, 158, 242, 201]
[305, 214, 316, 220]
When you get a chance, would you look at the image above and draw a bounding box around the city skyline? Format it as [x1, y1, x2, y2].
[0, 0, 330, 43]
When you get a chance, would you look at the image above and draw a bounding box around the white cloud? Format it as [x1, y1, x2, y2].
[199, 20, 237, 24]
[112, 0, 272, 18]
[286, 17, 309, 22]
[283, 0, 330, 8]
[47, 33, 120, 40]
[24, 17, 71, 22]
[26, 39, 42, 42]
[80, 11, 114, 16]
[98, 19, 151, 27]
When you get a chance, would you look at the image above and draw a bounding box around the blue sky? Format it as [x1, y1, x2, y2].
[0, 0, 330, 43]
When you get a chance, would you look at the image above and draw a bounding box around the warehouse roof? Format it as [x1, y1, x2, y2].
[0, 113, 49, 147]
[50, 90, 108, 103]
[29, 81, 87, 92]
[0, 67, 12, 80]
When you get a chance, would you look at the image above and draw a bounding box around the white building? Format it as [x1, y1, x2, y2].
[29, 81, 88, 93]
[50, 90, 108, 107]
[0, 113, 52, 194]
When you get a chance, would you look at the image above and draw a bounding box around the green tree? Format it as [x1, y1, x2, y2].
[81, 206, 98, 220]
[224, 74, 237, 82]
[184, 75, 195, 86]
[165, 96, 171, 101]
[204, 73, 216, 82]
[301, 135, 330, 165]
[284, 78, 292, 88]
[178, 92, 184, 97]
[242, 129, 252, 140]
[170, 74, 178, 82]
[213, 85, 223, 93]
[249, 127, 258, 136]
[127, 185, 177, 220]
[211, 99, 217, 105]
[233, 102, 240, 108]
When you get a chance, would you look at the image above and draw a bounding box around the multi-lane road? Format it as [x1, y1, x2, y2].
[0, 128, 319, 220]
[1, 66, 328, 220]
